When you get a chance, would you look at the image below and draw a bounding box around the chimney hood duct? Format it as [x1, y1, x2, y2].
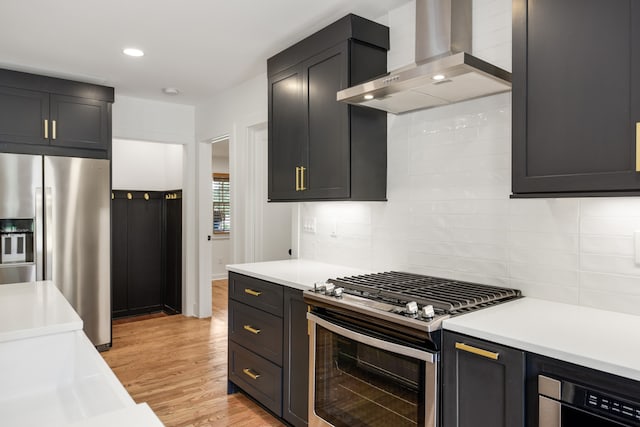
[337, 0, 511, 114]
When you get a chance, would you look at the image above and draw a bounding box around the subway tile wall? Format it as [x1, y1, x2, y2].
[298, 0, 640, 315]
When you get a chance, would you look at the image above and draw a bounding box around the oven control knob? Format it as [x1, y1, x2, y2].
[324, 283, 335, 296]
[422, 305, 435, 319]
[405, 301, 419, 315]
[333, 287, 344, 298]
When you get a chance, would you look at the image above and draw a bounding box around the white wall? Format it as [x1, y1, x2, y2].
[112, 95, 206, 317]
[297, 0, 640, 317]
[112, 139, 183, 190]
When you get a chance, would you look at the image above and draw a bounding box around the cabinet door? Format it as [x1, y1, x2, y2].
[513, 0, 640, 194]
[442, 331, 525, 427]
[283, 287, 309, 427]
[0, 86, 49, 145]
[163, 194, 182, 314]
[127, 194, 163, 312]
[50, 95, 109, 150]
[111, 193, 129, 316]
[301, 43, 350, 200]
[268, 66, 305, 201]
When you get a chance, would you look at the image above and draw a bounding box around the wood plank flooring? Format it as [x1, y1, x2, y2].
[102, 280, 285, 427]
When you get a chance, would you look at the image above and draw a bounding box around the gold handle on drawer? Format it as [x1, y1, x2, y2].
[243, 324, 261, 334]
[44, 119, 49, 139]
[300, 166, 306, 191]
[52, 120, 57, 140]
[636, 123, 640, 172]
[295, 167, 300, 191]
[455, 342, 499, 360]
[244, 288, 262, 297]
[242, 368, 261, 380]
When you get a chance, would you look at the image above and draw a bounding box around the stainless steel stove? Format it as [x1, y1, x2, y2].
[304, 271, 521, 427]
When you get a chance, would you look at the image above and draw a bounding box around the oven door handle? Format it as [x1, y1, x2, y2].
[307, 312, 435, 363]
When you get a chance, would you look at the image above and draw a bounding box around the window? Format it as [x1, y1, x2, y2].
[212, 173, 230, 234]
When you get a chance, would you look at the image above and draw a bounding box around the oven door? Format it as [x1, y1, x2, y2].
[307, 312, 438, 427]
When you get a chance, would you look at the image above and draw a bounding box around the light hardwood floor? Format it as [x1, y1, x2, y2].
[102, 280, 285, 427]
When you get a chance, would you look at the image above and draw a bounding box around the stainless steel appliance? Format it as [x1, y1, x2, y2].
[304, 271, 520, 427]
[531, 353, 640, 427]
[0, 153, 111, 348]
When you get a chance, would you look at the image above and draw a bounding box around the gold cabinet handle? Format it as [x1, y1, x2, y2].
[244, 288, 262, 297]
[455, 342, 499, 360]
[44, 119, 49, 139]
[300, 166, 306, 191]
[52, 120, 56, 140]
[295, 166, 300, 191]
[243, 325, 261, 335]
[636, 122, 640, 172]
[144, 193, 150, 201]
[242, 368, 260, 380]
[111, 192, 114, 200]
[127, 193, 132, 200]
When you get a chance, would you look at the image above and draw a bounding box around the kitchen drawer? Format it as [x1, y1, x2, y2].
[229, 272, 283, 316]
[229, 300, 283, 365]
[229, 341, 283, 416]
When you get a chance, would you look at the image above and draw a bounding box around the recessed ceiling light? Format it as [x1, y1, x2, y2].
[432, 74, 446, 81]
[364, 94, 374, 100]
[123, 48, 144, 57]
[162, 87, 180, 95]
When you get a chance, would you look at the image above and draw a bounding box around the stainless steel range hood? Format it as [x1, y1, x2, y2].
[337, 0, 511, 114]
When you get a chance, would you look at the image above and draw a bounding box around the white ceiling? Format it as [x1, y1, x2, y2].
[0, 0, 410, 106]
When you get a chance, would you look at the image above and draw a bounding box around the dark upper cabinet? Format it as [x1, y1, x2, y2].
[442, 331, 525, 427]
[267, 14, 389, 202]
[0, 68, 113, 158]
[50, 95, 110, 150]
[513, 0, 640, 196]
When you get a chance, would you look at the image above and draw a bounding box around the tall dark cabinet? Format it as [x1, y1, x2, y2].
[267, 14, 389, 202]
[512, 0, 640, 196]
[112, 190, 182, 318]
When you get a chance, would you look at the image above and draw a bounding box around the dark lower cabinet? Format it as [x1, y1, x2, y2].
[112, 190, 182, 318]
[283, 287, 309, 427]
[228, 272, 309, 426]
[513, 0, 640, 196]
[442, 331, 525, 427]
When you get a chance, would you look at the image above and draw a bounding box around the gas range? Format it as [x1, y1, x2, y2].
[303, 271, 521, 334]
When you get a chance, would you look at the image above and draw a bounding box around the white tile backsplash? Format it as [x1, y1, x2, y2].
[298, 0, 640, 316]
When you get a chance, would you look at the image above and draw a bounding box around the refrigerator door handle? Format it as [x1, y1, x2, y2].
[45, 186, 53, 280]
[35, 187, 44, 281]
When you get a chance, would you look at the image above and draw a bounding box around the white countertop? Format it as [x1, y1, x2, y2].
[0, 281, 83, 343]
[443, 297, 640, 381]
[227, 259, 370, 290]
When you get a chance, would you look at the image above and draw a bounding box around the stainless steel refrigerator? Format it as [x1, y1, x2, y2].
[0, 153, 111, 348]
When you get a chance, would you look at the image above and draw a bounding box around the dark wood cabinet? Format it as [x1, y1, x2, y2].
[267, 14, 389, 202]
[163, 191, 182, 314]
[228, 272, 309, 426]
[0, 68, 113, 158]
[283, 287, 309, 427]
[442, 331, 525, 427]
[112, 190, 182, 318]
[512, 0, 640, 196]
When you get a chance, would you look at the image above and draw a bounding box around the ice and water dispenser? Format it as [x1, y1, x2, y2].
[0, 219, 34, 265]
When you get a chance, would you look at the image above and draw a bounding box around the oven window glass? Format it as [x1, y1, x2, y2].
[314, 324, 426, 427]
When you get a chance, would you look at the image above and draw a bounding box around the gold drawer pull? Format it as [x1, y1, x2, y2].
[244, 288, 262, 297]
[455, 342, 499, 360]
[242, 368, 260, 380]
[300, 166, 306, 191]
[243, 325, 261, 335]
[44, 119, 49, 139]
[52, 120, 57, 140]
[636, 122, 640, 172]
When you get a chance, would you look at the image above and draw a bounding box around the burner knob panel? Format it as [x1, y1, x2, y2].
[405, 301, 419, 315]
[422, 305, 435, 319]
